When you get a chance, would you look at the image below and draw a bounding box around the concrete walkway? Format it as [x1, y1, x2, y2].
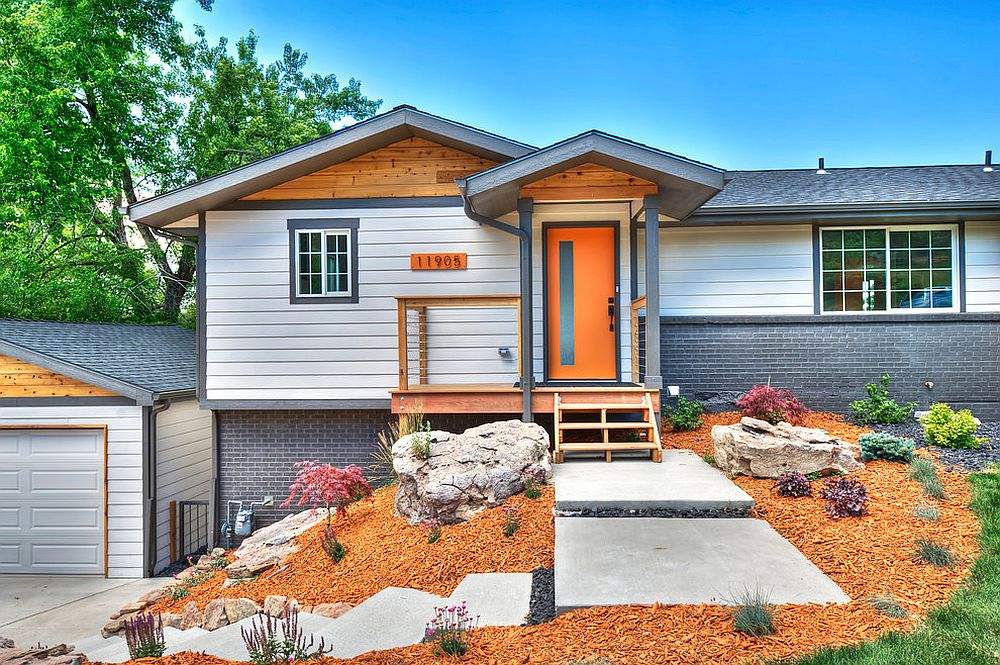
[0, 575, 164, 646]
[71, 572, 533, 662]
[552, 453, 850, 613]
[553, 451, 755, 513]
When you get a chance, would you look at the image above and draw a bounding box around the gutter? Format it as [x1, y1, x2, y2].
[144, 399, 172, 577]
[456, 182, 533, 422]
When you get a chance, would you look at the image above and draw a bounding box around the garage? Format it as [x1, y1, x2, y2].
[0, 427, 106, 574]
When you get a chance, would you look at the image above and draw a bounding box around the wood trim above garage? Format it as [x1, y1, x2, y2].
[0, 355, 121, 399]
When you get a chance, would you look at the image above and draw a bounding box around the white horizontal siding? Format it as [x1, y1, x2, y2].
[0, 405, 145, 578]
[637, 224, 815, 315]
[154, 398, 212, 573]
[964, 221, 1000, 312]
[205, 206, 519, 401]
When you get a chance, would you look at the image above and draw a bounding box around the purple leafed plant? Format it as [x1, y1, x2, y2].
[501, 504, 520, 538]
[423, 517, 442, 544]
[521, 465, 546, 499]
[773, 472, 812, 498]
[242, 604, 331, 664]
[424, 602, 480, 656]
[123, 612, 165, 659]
[820, 476, 870, 519]
[321, 523, 346, 563]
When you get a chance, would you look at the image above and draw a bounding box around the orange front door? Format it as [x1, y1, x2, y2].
[545, 225, 617, 380]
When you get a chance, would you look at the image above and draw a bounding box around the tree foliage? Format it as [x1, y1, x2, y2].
[0, 0, 380, 323]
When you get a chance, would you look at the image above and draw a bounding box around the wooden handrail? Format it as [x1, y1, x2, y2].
[630, 296, 647, 384]
[396, 295, 521, 391]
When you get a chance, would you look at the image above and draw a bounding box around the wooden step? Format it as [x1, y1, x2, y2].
[558, 441, 659, 451]
[556, 402, 650, 411]
[558, 421, 655, 431]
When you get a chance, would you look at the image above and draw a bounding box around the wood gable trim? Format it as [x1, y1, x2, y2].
[0, 354, 122, 398]
[241, 137, 499, 201]
[520, 162, 658, 201]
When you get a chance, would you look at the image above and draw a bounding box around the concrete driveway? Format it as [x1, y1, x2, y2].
[0, 575, 163, 647]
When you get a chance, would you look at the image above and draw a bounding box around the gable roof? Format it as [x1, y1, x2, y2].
[459, 130, 728, 219]
[0, 319, 196, 404]
[128, 106, 536, 228]
[703, 164, 1000, 209]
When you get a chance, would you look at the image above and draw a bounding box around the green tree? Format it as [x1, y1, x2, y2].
[0, 0, 380, 323]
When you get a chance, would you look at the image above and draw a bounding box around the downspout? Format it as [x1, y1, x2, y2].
[144, 399, 172, 577]
[457, 183, 534, 422]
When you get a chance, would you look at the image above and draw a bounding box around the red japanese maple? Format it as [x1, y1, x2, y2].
[736, 383, 810, 425]
[280, 461, 372, 525]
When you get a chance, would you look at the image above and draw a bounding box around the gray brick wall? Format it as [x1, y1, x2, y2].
[216, 409, 511, 536]
[661, 315, 1000, 418]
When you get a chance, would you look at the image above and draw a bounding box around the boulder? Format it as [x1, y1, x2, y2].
[0, 642, 86, 665]
[137, 588, 166, 605]
[101, 612, 137, 638]
[109, 600, 148, 620]
[712, 417, 864, 479]
[160, 613, 182, 630]
[180, 601, 203, 630]
[203, 599, 229, 631]
[393, 420, 552, 525]
[224, 509, 328, 579]
[262, 595, 288, 618]
[311, 602, 352, 619]
[224, 598, 261, 624]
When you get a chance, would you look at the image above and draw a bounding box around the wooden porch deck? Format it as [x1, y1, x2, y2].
[390, 383, 660, 414]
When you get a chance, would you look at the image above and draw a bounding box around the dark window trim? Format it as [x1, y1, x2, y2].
[540, 221, 621, 383]
[287, 218, 359, 304]
[811, 221, 965, 316]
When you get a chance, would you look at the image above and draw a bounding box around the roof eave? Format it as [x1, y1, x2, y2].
[687, 200, 1000, 224]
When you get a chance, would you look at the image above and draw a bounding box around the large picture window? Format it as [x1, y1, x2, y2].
[287, 218, 359, 304]
[820, 226, 958, 313]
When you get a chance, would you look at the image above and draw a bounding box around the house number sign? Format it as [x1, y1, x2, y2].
[410, 253, 467, 270]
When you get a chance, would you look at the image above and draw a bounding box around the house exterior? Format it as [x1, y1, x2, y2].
[127, 106, 1000, 529]
[0, 320, 212, 577]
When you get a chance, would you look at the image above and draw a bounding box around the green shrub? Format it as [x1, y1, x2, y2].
[663, 396, 704, 431]
[410, 421, 433, 460]
[913, 539, 957, 567]
[859, 432, 915, 462]
[868, 594, 909, 618]
[912, 501, 941, 522]
[702, 453, 715, 466]
[908, 458, 948, 500]
[921, 403, 984, 449]
[850, 374, 916, 425]
[728, 587, 776, 637]
[368, 412, 425, 486]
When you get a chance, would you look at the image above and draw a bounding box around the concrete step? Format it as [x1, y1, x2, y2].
[553, 450, 755, 513]
[448, 573, 533, 626]
[554, 517, 850, 613]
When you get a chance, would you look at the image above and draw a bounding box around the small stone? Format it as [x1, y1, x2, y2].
[311, 602, 352, 619]
[262, 595, 288, 618]
[203, 599, 229, 631]
[101, 612, 136, 638]
[301, 605, 313, 614]
[211, 547, 226, 557]
[110, 600, 148, 620]
[225, 558, 277, 579]
[174, 567, 196, 582]
[0, 636, 13, 649]
[137, 588, 167, 605]
[180, 601, 203, 630]
[160, 613, 182, 630]
[224, 598, 261, 624]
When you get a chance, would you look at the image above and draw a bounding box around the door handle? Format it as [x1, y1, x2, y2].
[608, 297, 615, 332]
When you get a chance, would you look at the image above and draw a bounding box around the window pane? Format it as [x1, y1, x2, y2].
[910, 270, 930, 289]
[891, 270, 909, 290]
[932, 269, 952, 288]
[931, 230, 951, 248]
[822, 230, 842, 249]
[823, 292, 843, 312]
[909, 290, 931, 308]
[890, 231, 909, 249]
[823, 272, 842, 291]
[844, 292, 863, 311]
[910, 250, 930, 269]
[823, 251, 843, 270]
[931, 249, 951, 268]
[869, 271, 886, 290]
[866, 251, 885, 269]
[935, 289, 953, 308]
[311, 275, 322, 293]
[310, 254, 321, 272]
[910, 230, 930, 248]
[844, 270, 864, 290]
[844, 251, 864, 270]
[299, 234, 310, 252]
[299, 275, 312, 294]
[872, 291, 887, 310]
[890, 250, 909, 269]
[865, 229, 886, 248]
[844, 230, 864, 250]
[338, 274, 348, 292]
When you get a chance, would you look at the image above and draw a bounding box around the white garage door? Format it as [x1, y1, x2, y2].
[0, 428, 105, 574]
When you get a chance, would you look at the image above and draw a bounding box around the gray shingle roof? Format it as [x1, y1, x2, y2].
[704, 165, 1000, 208]
[0, 319, 196, 396]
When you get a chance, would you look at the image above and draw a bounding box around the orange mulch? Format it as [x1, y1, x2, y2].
[151, 485, 554, 614]
[119, 412, 981, 665]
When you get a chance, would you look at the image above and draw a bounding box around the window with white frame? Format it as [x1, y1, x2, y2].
[819, 226, 958, 313]
[288, 218, 358, 303]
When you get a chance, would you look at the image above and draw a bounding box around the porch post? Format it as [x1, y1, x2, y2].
[517, 198, 534, 422]
[643, 195, 662, 389]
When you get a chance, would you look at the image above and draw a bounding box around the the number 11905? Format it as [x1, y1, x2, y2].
[410, 253, 467, 270]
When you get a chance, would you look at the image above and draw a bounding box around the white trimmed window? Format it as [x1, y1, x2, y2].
[287, 218, 359, 304]
[820, 226, 958, 313]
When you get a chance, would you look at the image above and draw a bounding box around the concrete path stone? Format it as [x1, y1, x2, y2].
[553, 452, 755, 512]
[448, 573, 533, 626]
[554, 517, 850, 613]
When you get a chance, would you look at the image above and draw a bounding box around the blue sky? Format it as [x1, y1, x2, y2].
[175, 1, 999, 170]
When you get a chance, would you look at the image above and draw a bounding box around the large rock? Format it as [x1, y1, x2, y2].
[311, 602, 352, 619]
[203, 599, 229, 631]
[180, 601, 203, 630]
[224, 598, 261, 624]
[262, 595, 288, 618]
[225, 508, 329, 579]
[393, 420, 552, 525]
[712, 417, 864, 478]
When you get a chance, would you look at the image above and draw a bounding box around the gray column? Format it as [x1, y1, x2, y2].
[517, 198, 534, 421]
[643, 195, 662, 389]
